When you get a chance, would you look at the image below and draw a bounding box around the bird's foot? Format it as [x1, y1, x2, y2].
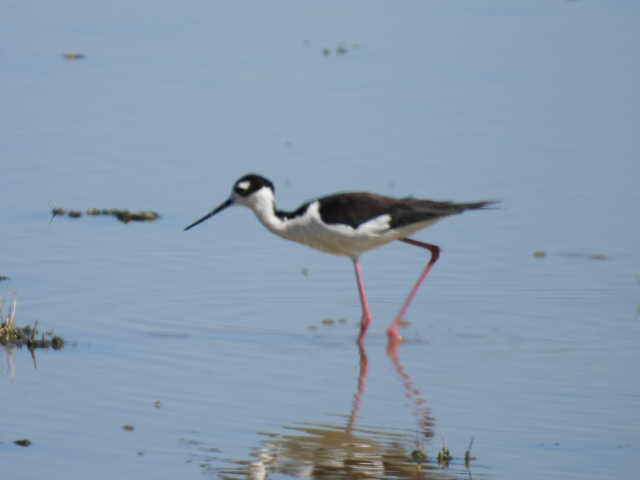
[386, 325, 404, 344]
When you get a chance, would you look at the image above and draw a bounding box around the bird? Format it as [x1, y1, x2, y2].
[185, 173, 495, 343]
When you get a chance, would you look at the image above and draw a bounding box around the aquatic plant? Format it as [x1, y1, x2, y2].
[50, 207, 160, 224]
[0, 295, 64, 350]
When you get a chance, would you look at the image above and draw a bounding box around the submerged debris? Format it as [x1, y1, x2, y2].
[0, 295, 65, 350]
[14, 439, 32, 447]
[533, 250, 610, 261]
[50, 207, 160, 224]
[122, 425, 135, 431]
[0, 275, 9, 282]
[63, 52, 85, 60]
[321, 42, 361, 57]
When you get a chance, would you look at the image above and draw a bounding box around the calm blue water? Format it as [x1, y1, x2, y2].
[2, 2, 639, 479]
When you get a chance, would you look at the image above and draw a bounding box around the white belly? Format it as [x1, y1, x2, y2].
[270, 204, 439, 257]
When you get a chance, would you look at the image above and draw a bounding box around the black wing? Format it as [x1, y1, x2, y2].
[318, 192, 496, 229]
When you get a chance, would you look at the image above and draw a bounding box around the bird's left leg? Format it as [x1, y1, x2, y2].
[352, 256, 373, 344]
[387, 238, 440, 341]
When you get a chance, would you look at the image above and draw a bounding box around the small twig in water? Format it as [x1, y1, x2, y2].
[464, 436, 477, 467]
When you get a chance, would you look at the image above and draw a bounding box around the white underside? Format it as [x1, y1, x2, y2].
[278, 214, 438, 256]
[242, 193, 439, 257]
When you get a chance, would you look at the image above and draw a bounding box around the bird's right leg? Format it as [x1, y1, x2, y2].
[352, 256, 372, 344]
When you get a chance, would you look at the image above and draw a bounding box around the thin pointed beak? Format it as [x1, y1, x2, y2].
[184, 198, 233, 231]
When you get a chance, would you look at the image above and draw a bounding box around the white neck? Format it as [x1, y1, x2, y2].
[240, 188, 288, 235]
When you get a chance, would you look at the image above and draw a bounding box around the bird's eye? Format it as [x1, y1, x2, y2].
[235, 180, 251, 193]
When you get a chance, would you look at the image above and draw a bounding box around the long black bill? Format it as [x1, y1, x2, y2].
[184, 198, 233, 231]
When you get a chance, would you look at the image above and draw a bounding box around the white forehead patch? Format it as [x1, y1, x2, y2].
[236, 180, 251, 191]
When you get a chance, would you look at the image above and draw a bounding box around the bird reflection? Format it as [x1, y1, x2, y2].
[387, 339, 435, 438]
[215, 340, 455, 480]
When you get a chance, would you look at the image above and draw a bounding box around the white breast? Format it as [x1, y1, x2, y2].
[274, 202, 405, 256]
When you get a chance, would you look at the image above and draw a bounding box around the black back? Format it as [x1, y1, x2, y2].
[317, 193, 494, 229]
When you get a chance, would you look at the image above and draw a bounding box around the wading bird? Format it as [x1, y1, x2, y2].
[185, 174, 494, 343]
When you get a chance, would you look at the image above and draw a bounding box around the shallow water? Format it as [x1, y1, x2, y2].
[2, 1, 640, 479]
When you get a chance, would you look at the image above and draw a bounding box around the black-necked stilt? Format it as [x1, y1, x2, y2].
[185, 173, 495, 342]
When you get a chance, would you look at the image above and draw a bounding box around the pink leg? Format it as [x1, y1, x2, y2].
[387, 238, 441, 341]
[352, 257, 373, 343]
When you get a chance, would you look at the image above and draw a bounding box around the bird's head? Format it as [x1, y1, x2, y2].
[184, 173, 275, 231]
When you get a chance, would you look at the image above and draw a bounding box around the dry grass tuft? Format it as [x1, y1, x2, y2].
[0, 295, 64, 349]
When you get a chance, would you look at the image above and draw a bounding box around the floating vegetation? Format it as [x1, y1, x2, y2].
[410, 447, 427, 463]
[436, 444, 452, 466]
[63, 52, 85, 60]
[114, 210, 159, 224]
[0, 295, 64, 350]
[14, 439, 32, 447]
[50, 207, 160, 224]
[532, 250, 546, 258]
[562, 251, 609, 261]
[410, 440, 427, 463]
[321, 42, 361, 57]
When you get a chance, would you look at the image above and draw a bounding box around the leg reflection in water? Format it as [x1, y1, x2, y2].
[387, 338, 435, 438]
[346, 340, 368, 434]
[214, 339, 447, 480]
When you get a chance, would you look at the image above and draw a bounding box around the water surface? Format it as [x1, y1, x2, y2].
[2, 1, 639, 479]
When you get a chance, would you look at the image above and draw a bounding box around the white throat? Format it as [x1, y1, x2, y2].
[237, 187, 286, 234]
